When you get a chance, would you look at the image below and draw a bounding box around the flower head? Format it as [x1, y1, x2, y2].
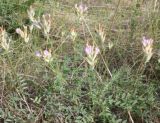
[70, 28, 77, 41]
[75, 3, 88, 14]
[27, 5, 35, 22]
[42, 13, 51, 37]
[75, 3, 88, 20]
[43, 49, 52, 62]
[142, 36, 153, 63]
[85, 44, 93, 55]
[27, 5, 41, 30]
[85, 43, 100, 68]
[35, 51, 42, 57]
[85, 44, 100, 57]
[142, 36, 153, 47]
[43, 50, 51, 57]
[16, 25, 30, 43]
[35, 49, 53, 63]
[0, 27, 10, 51]
[96, 24, 106, 43]
[95, 47, 100, 55]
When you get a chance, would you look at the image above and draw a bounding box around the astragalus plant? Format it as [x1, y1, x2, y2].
[0, 0, 159, 123]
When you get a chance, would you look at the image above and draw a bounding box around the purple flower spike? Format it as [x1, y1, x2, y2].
[142, 36, 153, 47]
[142, 36, 148, 47]
[84, 43, 100, 68]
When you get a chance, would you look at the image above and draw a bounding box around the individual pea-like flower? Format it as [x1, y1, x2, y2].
[43, 50, 52, 62]
[85, 43, 100, 68]
[0, 27, 11, 51]
[16, 25, 30, 43]
[35, 49, 53, 63]
[35, 51, 42, 57]
[75, 3, 88, 20]
[142, 36, 153, 63]
[42, 13, 51, 37]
